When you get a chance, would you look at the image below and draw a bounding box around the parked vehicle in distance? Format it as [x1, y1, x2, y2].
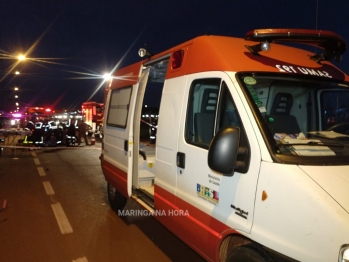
[81, 101, 104, 138]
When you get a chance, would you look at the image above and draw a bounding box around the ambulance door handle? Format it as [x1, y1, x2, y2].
[124, 140, 128, 152]
[177, 152, 185, 169]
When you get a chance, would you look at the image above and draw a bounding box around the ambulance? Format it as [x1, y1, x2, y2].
[100, 29, 349, 262]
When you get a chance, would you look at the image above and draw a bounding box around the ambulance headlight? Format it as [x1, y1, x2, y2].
[339, 245, 349, 262]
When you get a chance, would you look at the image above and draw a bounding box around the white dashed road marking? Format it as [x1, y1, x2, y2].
[35, 149, 87, 259]
[72, 257, 89, 262]
[42, 181, 55, 195]
[37, 166, 46, 176]
[34, 157, 40, 165]
[51, 202, 73, 234]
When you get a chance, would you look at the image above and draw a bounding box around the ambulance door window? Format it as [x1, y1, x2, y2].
[217, 82, 242, 130]
[185, 78, 220, 149]
[217, 81, 250, 173]
[107, 86, 132, 128]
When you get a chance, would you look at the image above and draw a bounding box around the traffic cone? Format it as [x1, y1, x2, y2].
[91, 132, 95, 145]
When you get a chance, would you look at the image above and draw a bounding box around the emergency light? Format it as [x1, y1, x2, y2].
[244, 28, 346, 63]
[172, 50, 184, 69]
[138, 48, 153, 59]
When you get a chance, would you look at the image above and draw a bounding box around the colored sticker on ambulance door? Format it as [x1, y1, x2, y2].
[196, 183, 219, 204]
[244, 77, 264, 110]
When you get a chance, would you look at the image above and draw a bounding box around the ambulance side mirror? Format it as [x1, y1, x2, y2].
[208, 127, 240, 176]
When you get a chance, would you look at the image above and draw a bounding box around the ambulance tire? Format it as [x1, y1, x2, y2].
[107, 183, 127, 212]
[226, 244, 273, 262]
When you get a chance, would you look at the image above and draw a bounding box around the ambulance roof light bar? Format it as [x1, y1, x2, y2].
[244, 28, 346, 63]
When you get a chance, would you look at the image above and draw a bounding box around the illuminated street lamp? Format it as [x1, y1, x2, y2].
[14, 87, 19, 91]
[103, 73, 111, 81]
[15, 71, 20, 75]
[17, 54, 26, 61]
[15, 95, 18, 98]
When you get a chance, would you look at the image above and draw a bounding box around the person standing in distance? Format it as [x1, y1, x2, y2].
[78, 120, 89, 146]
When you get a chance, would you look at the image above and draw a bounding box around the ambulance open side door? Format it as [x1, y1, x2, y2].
[126, 67, 151, 197]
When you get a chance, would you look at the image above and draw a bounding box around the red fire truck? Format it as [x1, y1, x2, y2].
[81, 101, 104, 138]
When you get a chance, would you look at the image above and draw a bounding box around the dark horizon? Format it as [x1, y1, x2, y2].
[1, 1, 349, 113]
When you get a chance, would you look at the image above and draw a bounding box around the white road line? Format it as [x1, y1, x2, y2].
[42, 181, 55, 195]
[31, 151, 36, 157]
[51, 202, 73, 234]
[37, 166, 46, 177]
[72, 257, 88, 262]
[33, 157, 40, 166]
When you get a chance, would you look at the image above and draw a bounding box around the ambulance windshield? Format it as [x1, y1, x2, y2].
[239, 73, 349, 161]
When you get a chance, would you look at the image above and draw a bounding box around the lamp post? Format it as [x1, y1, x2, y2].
[0, 53, 27, 112]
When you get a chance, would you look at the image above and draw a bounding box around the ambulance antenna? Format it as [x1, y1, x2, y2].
[314, 0, 319, 54]
[315, 0, 319, 30]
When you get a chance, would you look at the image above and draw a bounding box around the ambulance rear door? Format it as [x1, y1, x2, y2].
[103, 65, 149, 198]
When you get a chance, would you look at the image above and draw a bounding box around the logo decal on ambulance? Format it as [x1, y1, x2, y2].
[231, 205, 248, 219]
[197, 184, 219, 204]
[275, 64, 333, 78]
[244, 77, 257, 85]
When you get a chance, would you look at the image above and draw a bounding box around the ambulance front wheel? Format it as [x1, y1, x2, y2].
[107, 183, 127, 212]
[226, 244, 273, 262]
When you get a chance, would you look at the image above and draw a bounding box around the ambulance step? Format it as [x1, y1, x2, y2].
[132, 188, 154, 209]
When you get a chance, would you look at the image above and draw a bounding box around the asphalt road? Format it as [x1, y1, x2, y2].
[0, 141, 204, 262]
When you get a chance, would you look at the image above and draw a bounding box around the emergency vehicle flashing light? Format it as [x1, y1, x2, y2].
[172, 50, 184, 69]
[244, 28, 346, 62]
[139, 48, 185, 70]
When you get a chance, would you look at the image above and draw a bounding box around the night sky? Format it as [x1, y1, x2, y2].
[1, 0, 349, 112]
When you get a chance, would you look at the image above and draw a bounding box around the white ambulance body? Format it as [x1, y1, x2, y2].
[100, 29, 349, 261]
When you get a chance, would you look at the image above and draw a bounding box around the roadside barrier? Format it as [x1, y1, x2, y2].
[0, 144, 99, 152]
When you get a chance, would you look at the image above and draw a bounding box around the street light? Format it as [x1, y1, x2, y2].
[14, 87, 19, 91]
[103, 73, 111, 81]
[17, 54, 26, 61]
